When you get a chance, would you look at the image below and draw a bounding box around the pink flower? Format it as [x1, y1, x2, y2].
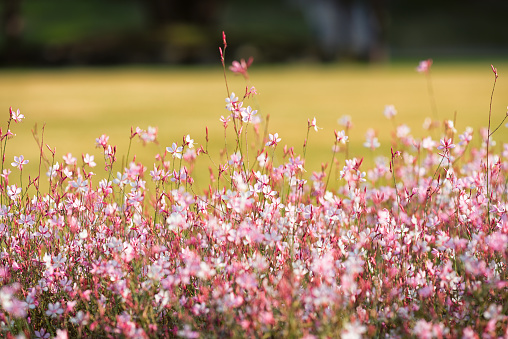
[177, 324, 199, 339]
[437, 138, 455, 154]
[265, 133, 281, 147]
[46, 301, 64, 318]
[308, 117, 321, 132]
[364, 129, 380, 150]
[383, 104, 397, 119]
[417, 59, 433, 73]
[7, 184, 21, 200]
[338, 115, 353, 128]
[225, 92, 239, 111]
[229, 57, 253, 78]
[10, 107, 24, 123]
[138, 126, 158, 144]
[184, 134, 195, 149]
[83, 153, 96, 167]
[55, 329, 68, 339]
[241, 106, 258, 123]
[335, 130, 349, 144]
[63, 152, 77, 165]
[341, 321, 366, 339]
[11, 155, 29, 170]
[34, 328, 50, 339]
[491, 64, 498, 78]
[95, 134, 109, 148]
[167, 142, 183, 158]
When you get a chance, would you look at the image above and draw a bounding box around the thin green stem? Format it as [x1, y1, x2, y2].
[324, 138, 339, 192]
[486, 76, 497, 228]
[489, 115, 507, 137]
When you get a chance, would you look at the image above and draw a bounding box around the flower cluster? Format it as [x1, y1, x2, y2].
[0, 52, 507, 339]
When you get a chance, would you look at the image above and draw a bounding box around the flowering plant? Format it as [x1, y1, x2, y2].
[0, 37, 506, 339]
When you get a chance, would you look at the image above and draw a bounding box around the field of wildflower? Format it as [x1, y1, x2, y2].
[1, 33, 508, 338]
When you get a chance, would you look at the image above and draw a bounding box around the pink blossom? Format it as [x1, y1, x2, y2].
[83, 153, 96, 167]
[383, 104, 397, 119]
[10, 107, 24, 122]
[229, 57, 253, 78]
[11, 155, 29, 170]
[178, 324, 199, 338]
[63, 152, 77, 165]
[55, 329, 68, 339]
[95, 134, 109, 148]
[34, 328, 50, 339]
[417, 59, 433, 73]
[265, 133, 281, 147]
[7, 184, 21, 200]
[46, 302, 64, 317]
[308, 117, 321, 131]
[167, 142, 183, 158]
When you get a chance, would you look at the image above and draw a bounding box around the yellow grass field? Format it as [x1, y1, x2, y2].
[0, 62, 507, 192]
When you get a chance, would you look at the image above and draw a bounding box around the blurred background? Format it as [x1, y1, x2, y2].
[1, 0, 508, 66]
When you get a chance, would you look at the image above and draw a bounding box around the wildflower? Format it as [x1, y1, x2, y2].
[25, 294, 37, 309]
[421, 136, 436, 150]
[491, 64, 498, 79]
[167, 142, 183, 158]
[139, 126, 158, 144]
[225, 93, 239, 111]
[308, 117, 321, 131]
[338, 115, 353, 129]
[364, 129, 380, 150]
[396, 124, 411, 138]
[10, 108, 24, 123]
[7, 185, 21, 200]
[335, 130, 349, 144]
[246, 86, 258, 97]
[55, 329, 68, 339]
[177, 324, 199, 339]
[220, 115, 231, 128]
[95, 134, 109, 148]
[444, 120, 457, 134]
[383, 105, 397, 119]
[229, 151, 242, 166]
[417, 59, 433, 73]
[11, 155, 28, 170]
[257, 153, 269, 167]
[70, 310, 90, 326]
[184, 135, 195, 148]
[437, 138, 455, 152]
[45, 302, 64, 318]
[241, 106, 258, 123]
[265, 133, 281, 147]
[83, 154, 96, 167]
[71, 177, 88, 193]
[229, 57, 253, 78]
[341, 321, 366, 339]
[34, 329, 50, 339]
[114, 172, 129, 187]
[63, 153, 77, 165]
[458, 127, 473, 146]
[150, 165, 164, 182]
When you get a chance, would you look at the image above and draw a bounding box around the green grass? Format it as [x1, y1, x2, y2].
[0, 62, 507, 192]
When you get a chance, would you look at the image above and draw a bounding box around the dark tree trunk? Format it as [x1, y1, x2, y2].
[2, 0, 23, 45]
[142, 0, 221, 28]
[1, 0, 24, 63]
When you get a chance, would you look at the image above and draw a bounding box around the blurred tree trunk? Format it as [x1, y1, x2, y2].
[1, 0, 24, 50]
[140, 0, 223, 62]
[142, 0, 221, 28]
